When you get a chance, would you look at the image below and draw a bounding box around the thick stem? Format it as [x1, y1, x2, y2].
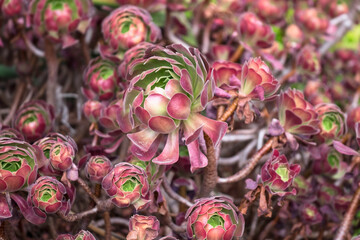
[218, 97, 239, 122]
[3, 81, 25, 125]
[199, 132, 217, 197]
[217, 136, 277, 183]
[57, 207, 98, 222]
[77, 178, 100, 204]
[162, 177, 193, 208]
[44, 38, 59, 109]
[334, 183, 360, 240]
[103, 211, 111, 240]
[229, 45, 244, 62]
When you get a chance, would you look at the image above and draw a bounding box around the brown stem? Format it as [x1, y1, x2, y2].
[79, 34, 90, 66]
[258, 214, 280, 240]
[87, 224, 124, 240]
[334, 182, 360, 240]
[162, 177, 193, 208]
[103, 211, 111, 240]
[3, 81, 26, 125]
[77, 178, 100, 204]
[280, 61, 296, 85]
[217, 136, 277, 183]
[44, 37, 59, 109]
[58, 207, 98, 222]
[218, 97, 239, 122]
[199, 132, 217, 197]
[229, 45, 244, 62]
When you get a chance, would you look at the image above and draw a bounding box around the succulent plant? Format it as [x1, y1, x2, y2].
[0, 138, 40, 192]
[115, 0, 156, 9]
[1, 0, 22, 16]
[300, 203, 323, 224]
[56, 234, 74, 240]
[121, 44, 227, 171]
[269, 89, 320, 149]
[13, 100, 55, 142]
[295, 8, 329, 35]
[83, 57, 120, 101]
[237, 12, 274, 50]
[74, 230, 96, 240]
[185, 196, 244, 240]
[315, 103, 346, 143]
[100, 5, 161, 61]
[254, 0, 288, 23]
[127, 214, 160, 240]
[311, 144, 345, 177]
[261, 150, 301, 196]
[102, 162, 150, 210]
[284, 24, 304, 52]
[347, 107, 360, 131]
[296, 46, 321, 76]
[28, 176, 69, 214]
[49, 141, 75, 172]
[85, 155, 112, 183]
[29, 0, 93, 48]
[83, 100, 103, 123]
[0, 126, 24, 140]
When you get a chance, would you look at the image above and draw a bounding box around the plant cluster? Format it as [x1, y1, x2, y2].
[0, 0, 360, 239]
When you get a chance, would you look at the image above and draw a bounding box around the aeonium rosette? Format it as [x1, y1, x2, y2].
[295, 7, 329, 35]
[213, 58, 279, 123]
[185, 196, 245, 240]
[121, 44, 227, 172]
[82, 57, 121, 101]
[100, 5, 161, 62]
[261, 150, 301, 197]
[102, 162, 150, 210]
[269, 89, 320, 150]
[1, 0, 22, 16]
[29, 0, 93, 48]
[127, 214, 160, 240]
[237, 12, 274, 51]
[314, 103, 346, 144]
[12, 100, 55, 142]
[254, 0, 288, 23]
[296, 46, 321, 77]
[85, 155, 112, 183]
[28, 176, 73, 218]
[0, 138, 41, 193]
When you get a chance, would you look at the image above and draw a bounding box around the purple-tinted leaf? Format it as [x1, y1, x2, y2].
[333, 141, 359, 156]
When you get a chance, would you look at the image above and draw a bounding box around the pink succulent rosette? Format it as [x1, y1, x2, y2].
[284, 24, 304, 52]
[83, 57, 120, 101]
[1, 0, 22, 16]
[237, 12, 274, 50]
[318, 0, 349, 17]
[34, 133, 78, 176]
[83, 100, 104, 123]
[300, 203, 323, 224]
[116, 0, 158, 9]
[213, 58, 279, 123]
[102, 162, 150, 210]
[261, 150, 301, 197]
[185, 196, 245, 240]
[269, 89, 320, 150]
[100, 5, 161, 62]
[56, 234, 74, 240]
[119, 42, 156, 79]
[0, 126, 24, 140]
[127, 214, 160, 240]
[295, 7, 329, 35]
[254, 0, 288, 23]
[85, 155, 112, 183]
[28, 176, 70, 215]
[74, 230, 96, 240]
[314, 103, 346, 144]
[12, 100, 55, 142]
[296, 46, 321, 76]
[29, 0, 93, 48]
[121, 44, 227, 172]
[0, 138, 40, 192]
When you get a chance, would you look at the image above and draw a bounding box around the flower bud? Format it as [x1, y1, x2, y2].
[85, 155, 112, 183]
[261, 150, 301, 196]
[127, 214, 160, 240]
[13, 100, 55, 142]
